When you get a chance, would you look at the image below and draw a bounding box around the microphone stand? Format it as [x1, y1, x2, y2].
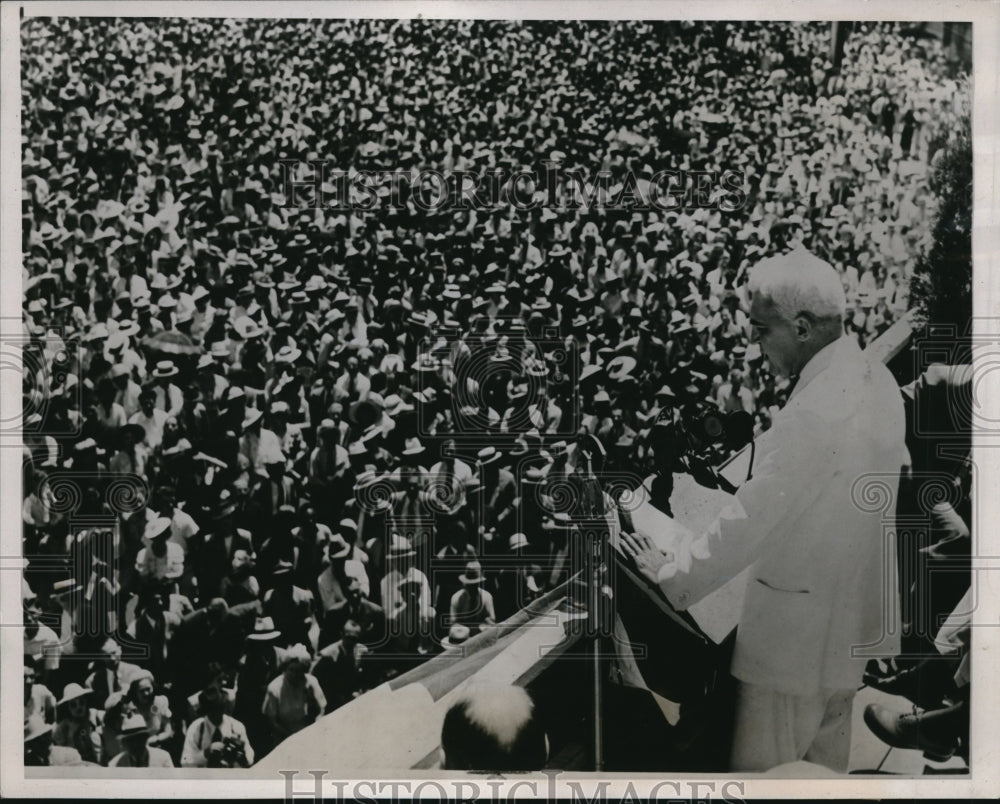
[579, 450, 611, 771]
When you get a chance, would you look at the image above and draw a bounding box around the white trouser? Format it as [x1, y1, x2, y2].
[729, 681, 856, 773]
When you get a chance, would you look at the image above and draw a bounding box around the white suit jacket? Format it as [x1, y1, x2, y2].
[658, 336, 908, 696]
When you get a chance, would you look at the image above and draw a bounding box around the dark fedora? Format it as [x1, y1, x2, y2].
[246, 616, 281, 642]
[459, 560, 485, 585]
[119, 713, 151, 738]
[476, 446, 502, 466]
[210, 491, 239, 521]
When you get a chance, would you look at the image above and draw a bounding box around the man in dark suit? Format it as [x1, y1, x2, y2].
[476, 447, 516, 554]
[342, 578, 386, 650]
[195, 492, 255, 604]
[168, 597, 259, 696]
[431, 521, 477, 627]
[245, 454, 298, 529]
[312, 620, 371, 712]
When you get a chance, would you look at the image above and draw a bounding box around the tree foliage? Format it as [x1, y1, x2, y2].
[908, 111, 973, 339]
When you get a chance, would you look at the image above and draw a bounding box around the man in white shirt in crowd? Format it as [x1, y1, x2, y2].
[623, 249, 908, 773]
[181, 685, 253, 767]
[333, 355, 371, 404]
[239, 408, 285, 476]
[129, 388, 169, 450]
[85, 637, 142, 705]
[106, 329, 147, 382]
[716, 368, 755, 414]
[24, 658, 56, 724]
[136, 517, 185, 585]
[154, 484, 199, 557]
[23, 588, 62, 688]
[150, 359, 185, 418]
[112, 362, 143, 418]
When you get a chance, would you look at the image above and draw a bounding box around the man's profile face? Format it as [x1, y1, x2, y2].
[102, 641, 121, 668]
[24, 603, 40, 636]
[134, 679, 154, 704]
[749, 295, 800, 378]
[204, 696, 224, 723]
[151, 534, 168, 557]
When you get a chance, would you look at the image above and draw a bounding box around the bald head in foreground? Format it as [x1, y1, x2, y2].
[440, 685, 548, 771]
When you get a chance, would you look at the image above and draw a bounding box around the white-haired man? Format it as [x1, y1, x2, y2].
[623, 248, 908, 772]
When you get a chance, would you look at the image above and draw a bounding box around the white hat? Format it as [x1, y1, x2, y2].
[143, 516, 172, 541]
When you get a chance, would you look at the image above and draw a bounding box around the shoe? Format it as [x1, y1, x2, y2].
[863, 658, 962, 709]
[863, 703, 958, 762]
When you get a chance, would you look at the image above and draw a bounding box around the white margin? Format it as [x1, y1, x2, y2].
[2, 0, 998, 799]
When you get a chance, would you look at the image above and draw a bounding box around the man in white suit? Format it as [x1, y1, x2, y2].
[623, 249, 908, 772]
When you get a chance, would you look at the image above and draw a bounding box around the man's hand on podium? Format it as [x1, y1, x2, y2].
[620, 531, 675, 587]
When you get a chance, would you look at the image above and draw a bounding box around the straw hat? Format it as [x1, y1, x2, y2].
[386, 533, 416, 560]
[476, 446, 502, 466]
[152, 360, 179, 379]
[143, 516, 172, 542]
[442, 623, 471, 648]
[605, 355, 637, 382]
[58, 682, 92, 707]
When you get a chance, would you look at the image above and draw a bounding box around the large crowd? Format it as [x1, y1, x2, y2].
[20, 17, 968, 768]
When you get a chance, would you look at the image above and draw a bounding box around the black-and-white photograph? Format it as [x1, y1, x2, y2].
[3, 1, 991, 794]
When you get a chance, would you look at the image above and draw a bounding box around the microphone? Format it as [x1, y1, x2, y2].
[576, 433, 608, 517]
[643, 407, 757, 507]
[646, 418, 679, 515]
[701, 411, 727, 442]
[724, 410, 754, 450]
[698, 410, 752, 450]
[681, 410, 758, 494]
[722, 411, 756, 481]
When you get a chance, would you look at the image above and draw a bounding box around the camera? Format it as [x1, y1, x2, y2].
[208, 735, 248, 768]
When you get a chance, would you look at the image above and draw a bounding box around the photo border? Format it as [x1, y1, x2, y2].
[2, 0, 998, 798]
